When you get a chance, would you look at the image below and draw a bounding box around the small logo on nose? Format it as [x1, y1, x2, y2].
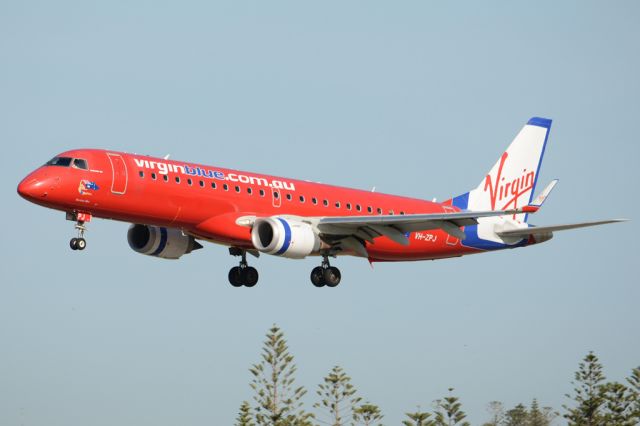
[78, 180, 100, 195]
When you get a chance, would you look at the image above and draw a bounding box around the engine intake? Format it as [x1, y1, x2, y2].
[251, 217, 320, 259]
[127, 224, 202, 259]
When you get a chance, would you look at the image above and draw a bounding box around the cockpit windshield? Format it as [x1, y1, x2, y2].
[45, 156, 72, 167]
[72, 158, 88, 170]
[45, 157, 89, 169]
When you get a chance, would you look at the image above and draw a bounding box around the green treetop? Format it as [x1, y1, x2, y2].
[250, 325, 313, 426]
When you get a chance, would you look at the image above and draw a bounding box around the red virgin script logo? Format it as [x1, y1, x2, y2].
[484, 152, 535, 211]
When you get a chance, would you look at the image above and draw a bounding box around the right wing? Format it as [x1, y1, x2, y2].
[496, 219, 627, 238]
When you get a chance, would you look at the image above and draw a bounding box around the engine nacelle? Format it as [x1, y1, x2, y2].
[251, 217, 320, 259]
[127, 224, 202, 259]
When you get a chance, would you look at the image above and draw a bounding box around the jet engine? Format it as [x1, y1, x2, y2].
[127, 224, 202, 259]
[251, 217, 321, 259]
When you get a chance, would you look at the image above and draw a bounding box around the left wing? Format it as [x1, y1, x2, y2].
[313, 206, 538, 257]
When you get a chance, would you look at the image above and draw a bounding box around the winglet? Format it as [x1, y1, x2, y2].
[530, 179, 558, 207]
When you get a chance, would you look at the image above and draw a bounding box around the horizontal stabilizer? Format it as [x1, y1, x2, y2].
[497, 219, 627, 237]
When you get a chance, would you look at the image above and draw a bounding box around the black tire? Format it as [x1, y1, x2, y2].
[323, 267, 341, 287]
[70, 238, 78, 250]
[310, 266, 325, 287]
[242, 267, 259, 287]
[228, 266, 242, 287]
[76, 238, 87, 250]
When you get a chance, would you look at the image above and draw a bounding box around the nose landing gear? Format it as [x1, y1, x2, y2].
[310, 254, 341, 288]
[67, 212, 92, 251]
[228, 247, 259, 287]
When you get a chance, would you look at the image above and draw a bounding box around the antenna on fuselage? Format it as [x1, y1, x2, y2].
[371, 186, 376, 192]
[163, 154, 170, 160]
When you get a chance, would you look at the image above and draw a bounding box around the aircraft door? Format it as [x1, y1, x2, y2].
[107, 153, 128, 194]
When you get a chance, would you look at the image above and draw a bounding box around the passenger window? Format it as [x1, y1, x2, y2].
[323, 199, 328, 207]
[163, 175, 168, 182]
[187, 178, 193, 186]
[299, 195, 305, 203]
[367, 206, 372, 213]
[223, 184, 229, 191]
[200, 180, 205, 187]
[259, 189, 265, 197]
[247, 187, 253, 194]
[286, 194, 292, 201]
[400, 211, 405, 215]
[335, 202, 341, 208]
[346, 203, 352, 210]
[356, 204, 362, 212]
[151, 173, 157, 180]
[235, 185, 240, 193]
[274, 191, 280, 199]
[312, 197, 318, 205]
[211, 182, 217, 189]
[175, 176, 180, 183]
[139, 171, 144, 178]
[73, 159, 88, 170]
[377, 207, 382, 214]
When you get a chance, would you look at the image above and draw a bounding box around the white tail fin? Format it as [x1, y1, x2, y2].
[466, 117, 551, 223]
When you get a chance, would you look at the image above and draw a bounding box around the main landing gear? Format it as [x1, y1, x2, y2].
[67, 212, 91, 251]
[228, 247, 259, 287]
[310, 254, 341, 288]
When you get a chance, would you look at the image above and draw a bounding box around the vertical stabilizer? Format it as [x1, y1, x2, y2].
[467, 117, 551, 223]
[450, 117, 552, 249]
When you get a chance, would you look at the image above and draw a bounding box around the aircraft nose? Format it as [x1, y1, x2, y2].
[17, 177, 42, 199]
[17, 173, 59, 200]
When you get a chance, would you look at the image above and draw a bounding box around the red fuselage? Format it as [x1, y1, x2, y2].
[18, 148, 483, 261]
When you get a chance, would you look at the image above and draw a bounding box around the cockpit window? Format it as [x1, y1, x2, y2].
[45, 156, 72, 167]
[73, 158, 88, 170]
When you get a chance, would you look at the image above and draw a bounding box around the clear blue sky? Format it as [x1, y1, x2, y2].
[1, 1, 638, 425]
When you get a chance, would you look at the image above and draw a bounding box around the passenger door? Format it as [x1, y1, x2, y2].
[107, 153, 128, 195]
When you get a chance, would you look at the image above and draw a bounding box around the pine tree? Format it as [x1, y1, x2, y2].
[314, 365, 361, 426]
[402, 408, 434, 426]
[432, 388, 470, 426]
[250, 325, 313, 426]
[528, 399, 545, 426]
[236, 401, 256, 426]
[599, 381, 636, 426]
[352, 402, 383, 426]
[627, 367, 640, 421]
[503, 403, 528, 426]
[563, 351, 606, 426]
[482, 401, 504, 426]
[528, 399, 557, 426]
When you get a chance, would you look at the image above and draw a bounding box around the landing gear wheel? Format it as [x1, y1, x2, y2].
[228, 248, 259, 287]
[228, 266, 242, 287]
[76, 238, 86, 250]
[242, 267, 259, 287]
[70, 238, 78, 250]
[323, 266, 341, 287]
[310, 267, 325, 287]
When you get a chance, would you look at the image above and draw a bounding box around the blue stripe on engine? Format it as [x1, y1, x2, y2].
[275, 218, 292, 255]
[151, 227, 168, 256]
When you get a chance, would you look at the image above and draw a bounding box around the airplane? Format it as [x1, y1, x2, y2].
[17, 117, 625, 287]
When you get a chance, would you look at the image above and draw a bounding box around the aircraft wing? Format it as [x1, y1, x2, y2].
[495, 219, 627, 238]
[315, 206, 537, 246]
